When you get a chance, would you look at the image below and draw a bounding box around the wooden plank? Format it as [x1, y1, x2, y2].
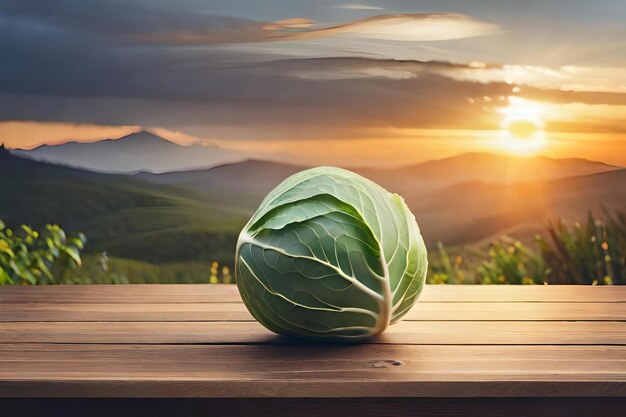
[1, 344, 625, 398]
[4, 398, 626, 417]
[0, 284, 240, 304]
[0, 302, 252, 322]
[420, 285, 626, 303]
[1, 301, 624, 322]
[2, 284, 626, 304]
[2, 321, 625, 345]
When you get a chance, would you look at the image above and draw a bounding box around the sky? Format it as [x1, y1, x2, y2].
[0, 0, 625, 166]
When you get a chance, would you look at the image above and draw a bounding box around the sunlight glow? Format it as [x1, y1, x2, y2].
[498, 97, 546, 154]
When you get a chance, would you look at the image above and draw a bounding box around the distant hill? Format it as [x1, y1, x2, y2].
[138, 152, 620, 209]
[360, 152, 620, 198]
[0, 150, 246, 265]
[408, 168, 626, 246]
[136, 159, 305, 211]
[11, 130, 245, 173]
[399, 152, 617, 182]
[138, 153, 624, 247]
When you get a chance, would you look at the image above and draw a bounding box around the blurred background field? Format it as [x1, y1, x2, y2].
[2, 209, 623, 286]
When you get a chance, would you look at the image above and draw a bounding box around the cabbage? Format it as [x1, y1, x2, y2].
[235, 167, 427, 341]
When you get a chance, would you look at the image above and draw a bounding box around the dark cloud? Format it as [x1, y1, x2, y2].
[0, 1, 260, 41]
[2, 46, 625, 138]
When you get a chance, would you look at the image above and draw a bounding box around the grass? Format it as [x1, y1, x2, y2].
[429, 210, 625, 285]
[62, 254, 233, 284]
[539, 210, 625, 284]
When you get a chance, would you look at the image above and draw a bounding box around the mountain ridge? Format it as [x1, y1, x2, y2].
[24, 130, 178, 151]
[12, 127, 622, 177]
[12, 130, 245, 173]
[137, 151, 620, 203]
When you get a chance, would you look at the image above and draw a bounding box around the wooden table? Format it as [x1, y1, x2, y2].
[1, 285, 625, 416]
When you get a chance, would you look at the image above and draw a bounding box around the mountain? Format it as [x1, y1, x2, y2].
[406, 168, 626, 246]
[136, 159, 304, 211]
[359, 152, 620, 198]
[0, 151, 246, 266]
[399, 152, 616, 183]
[11, 130, 245, 173]
[137, 153, 624, 247]
[138, 152, 620, 208]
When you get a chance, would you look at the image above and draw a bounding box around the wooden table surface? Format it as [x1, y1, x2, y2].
[1, 284, 625, 417]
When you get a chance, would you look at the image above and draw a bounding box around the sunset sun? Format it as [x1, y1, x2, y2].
[498, 97, 546, 154]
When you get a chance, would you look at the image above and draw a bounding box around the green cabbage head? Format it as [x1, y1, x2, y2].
[235, 167, 427, 342]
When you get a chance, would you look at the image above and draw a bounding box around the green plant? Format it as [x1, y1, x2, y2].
[209, 261, 232, 284]
[538, 210, 625, 285]
[61, 251, 130, 284]
[428, 210, 625, 285]
[236, 167, 428, 341]
[428, 242, 467, 284]
[0, 220, 86, 285]
[476, 238, 548, 285]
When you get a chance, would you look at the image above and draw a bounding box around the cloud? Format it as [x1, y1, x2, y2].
[0, 69, 515, 138]
[2, 51, 626, 142]
[331, 3, 384, 10]
[138, 13, 500, 45]
[0, 1, 263, 39]
[0, 121, 140, 149]
[148, 127, 203, 146]
[0, 2, 498, 45]
[262, 18, 316, 30]
[278, 57, 500, 80]
[289, 14, 499, 42]
[276, 58, 626, 101]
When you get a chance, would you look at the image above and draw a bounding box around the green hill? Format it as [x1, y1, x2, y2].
[0, 150, 246, 268]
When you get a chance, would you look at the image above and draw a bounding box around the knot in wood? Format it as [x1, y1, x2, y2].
[363, 359, 404, 368]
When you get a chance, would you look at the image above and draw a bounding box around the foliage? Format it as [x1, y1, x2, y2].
[210, 261, 232, 284]
[236, 167, 428, 341]
[476, 238, 547, 285]
[0, 220, 86, 285]
[429, 210, 625, 285]
[538, 210, 625, 285]
[428, 242, 467, 284]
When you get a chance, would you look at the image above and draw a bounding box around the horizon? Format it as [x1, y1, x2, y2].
[5, 128, 625, 171]
[1, 1, 625, 167]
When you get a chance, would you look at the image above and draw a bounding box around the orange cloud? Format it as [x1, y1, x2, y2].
[0, 121, 140, 150]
